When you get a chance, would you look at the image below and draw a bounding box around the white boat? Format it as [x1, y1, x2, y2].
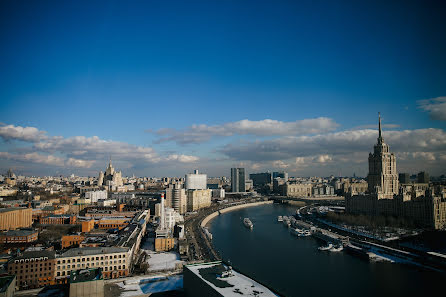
[290, 228, 303, 236]
[318, 243, 333, 251]
[243, 218, 253, 229]
[329, 245, 344, 252]
[299, 230, 312, 237]
[277, 216, 283, 222]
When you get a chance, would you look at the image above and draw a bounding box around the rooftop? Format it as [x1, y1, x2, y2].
[1, 229, 37, 236]
[185, 262, 277, 297]
[0, 275, 15, 293]
[70, 268, 103, 283]
[0, 207, 27, 213]
[61, 247, 128, 257]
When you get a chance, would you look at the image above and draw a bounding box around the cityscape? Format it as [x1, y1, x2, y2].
[1, 1, 446, 297]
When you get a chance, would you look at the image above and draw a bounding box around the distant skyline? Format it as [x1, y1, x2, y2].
[1, 1, 445, 177]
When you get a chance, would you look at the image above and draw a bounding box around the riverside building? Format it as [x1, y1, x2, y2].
[345, 114, 446, 229]
[231, 168, 245, 192]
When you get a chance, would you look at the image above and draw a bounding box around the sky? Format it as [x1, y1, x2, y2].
[1, 0, 446, 178]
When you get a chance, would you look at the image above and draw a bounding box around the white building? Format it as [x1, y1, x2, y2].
[185, 170, 207, 190]
[85, 190, 108, 203]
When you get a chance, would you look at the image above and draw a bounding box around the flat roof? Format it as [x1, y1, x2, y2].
[0, 275, 15, 293]
[0, 207, 27, 213]
[185, 262, 277, 297]
[61, 247, 128, 257]
[70, 268, 103, 283]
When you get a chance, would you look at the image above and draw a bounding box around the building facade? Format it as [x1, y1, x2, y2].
[0, 230, 38, 244]
[8, 250, 56, 289]
[231, 168, 245, 192]
[284, 183, 313, 197]
[56, 247, 130, 283]
[0, 208, 32, 230]
[345, 114, 446, 229]
[185, 170, 207, 190]
[165, 182, 187, 214]
[367, 113, 399, 199]
[187, 189, 212, 211]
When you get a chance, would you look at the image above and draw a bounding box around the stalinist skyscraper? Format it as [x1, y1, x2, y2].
[367, 113, 399, 199]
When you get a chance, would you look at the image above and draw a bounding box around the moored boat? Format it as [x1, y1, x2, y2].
[243, 218, 253, 229]
[318, 243, 333, 251]
[278, 216, 283, 222]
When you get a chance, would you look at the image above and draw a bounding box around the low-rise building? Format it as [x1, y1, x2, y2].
[7, 250, 56, 289]
[0, 229, 38, 244]
[61, 234, 85, 249]
[0, 275, 16, 297]
[0, 208, 32, 230]
[56, 247, 130, 283]
[40, 215, 77, 225]
[69, 268, 104, 297]
[284, 183, 313, 197]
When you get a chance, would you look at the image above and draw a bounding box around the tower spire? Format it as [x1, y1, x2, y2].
[378, 112, 383, 144]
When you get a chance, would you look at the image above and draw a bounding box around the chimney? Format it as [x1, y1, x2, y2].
[160, 193, 165, 230]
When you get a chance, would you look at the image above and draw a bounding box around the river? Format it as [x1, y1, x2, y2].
[208, 203, 444, 297]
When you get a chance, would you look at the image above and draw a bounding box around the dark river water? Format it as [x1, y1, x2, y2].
[208, 203, 444, 297]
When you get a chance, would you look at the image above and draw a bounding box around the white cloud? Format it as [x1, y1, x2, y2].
[165, 154, 199, 163]
[0, 124, 200, 174]
[0, 152, 92, 168]
[153, 117, 339, 144]
[418, 96, 446, 121]
[0, 124, 47, 142]
[220, 128, 446, 162]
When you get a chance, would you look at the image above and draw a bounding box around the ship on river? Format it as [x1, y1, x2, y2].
[244, 218, 253, 229]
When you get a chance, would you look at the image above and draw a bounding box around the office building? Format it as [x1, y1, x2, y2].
[417, 171, 430, 183]
[0, 208, 32, 230]
[399, 173, 410, 184]
[231, 168, 245, 192]
[249, 172, 272, 187]
[187, 189, 212, 211]
[185, 170, 207, 190]
[165, 182, 187, 214]
[273, 171, 288, 180]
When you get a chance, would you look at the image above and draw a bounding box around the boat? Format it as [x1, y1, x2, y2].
[329, 245, 344, 252]
[277, 216, 283, 222]
[290, 228, 303, 236]
[318, 243, 333, 251]
[299, 230, 312, 237]
[243, 218, 253, 229]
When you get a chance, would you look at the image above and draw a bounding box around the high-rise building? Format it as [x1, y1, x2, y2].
[165, 182, 187, 214]
[231, 168, 245, 192]
[345, 113, 446, 229]
[417, 171, 430, 183]
[399, 173, 410, 184]
[97, 158, 123, 191]
[185, 170, 207, 190]
[273, 172, 288, 180]
[249, 172, 272, 187]
[367, 113, 399, 199]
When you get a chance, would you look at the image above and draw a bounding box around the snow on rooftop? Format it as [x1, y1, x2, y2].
[186, 262, 278, 297]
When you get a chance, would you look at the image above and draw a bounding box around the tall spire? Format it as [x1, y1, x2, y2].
[378, 112, 383, 144]
[108, 156, 112, 168]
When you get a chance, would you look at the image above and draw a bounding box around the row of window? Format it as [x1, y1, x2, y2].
[57, 254, 124, 264]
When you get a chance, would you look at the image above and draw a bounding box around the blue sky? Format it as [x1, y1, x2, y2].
[1, 1, 445, 177]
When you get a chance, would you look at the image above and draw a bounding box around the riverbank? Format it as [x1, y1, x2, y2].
[201, 200, 273, 228]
